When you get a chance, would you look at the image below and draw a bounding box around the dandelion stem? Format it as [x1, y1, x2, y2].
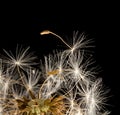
[40, 30, 72, 50]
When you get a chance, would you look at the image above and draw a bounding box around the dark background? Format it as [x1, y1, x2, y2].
[0, 1, 119, 114]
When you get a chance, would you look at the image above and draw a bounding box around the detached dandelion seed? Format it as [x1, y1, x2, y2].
[0, 30, 110, 115]
[40, 30, 72, 50]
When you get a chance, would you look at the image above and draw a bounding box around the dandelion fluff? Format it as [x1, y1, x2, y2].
[0, 30, 110, 115]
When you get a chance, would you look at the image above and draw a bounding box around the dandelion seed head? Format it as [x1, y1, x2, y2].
[0, 30, 110, 115]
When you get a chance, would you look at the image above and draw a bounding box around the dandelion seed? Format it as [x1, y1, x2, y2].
[25, 69, 41, 92]
[2, 45, 37, 72]
[71, 31, 94, 53]
[40, 30, 72, 50]
[12, 84, 26, 99]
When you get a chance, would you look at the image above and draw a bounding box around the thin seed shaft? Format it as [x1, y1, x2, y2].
[40, 30, 72, 49]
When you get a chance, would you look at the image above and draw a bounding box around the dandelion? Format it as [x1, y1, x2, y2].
[2, 45, 37, 72]
[0, 30, 110, 115]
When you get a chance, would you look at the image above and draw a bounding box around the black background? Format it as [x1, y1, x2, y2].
[0, 1, 119, 114]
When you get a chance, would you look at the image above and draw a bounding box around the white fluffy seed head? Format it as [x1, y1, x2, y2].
[0, 31, 110, 115]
